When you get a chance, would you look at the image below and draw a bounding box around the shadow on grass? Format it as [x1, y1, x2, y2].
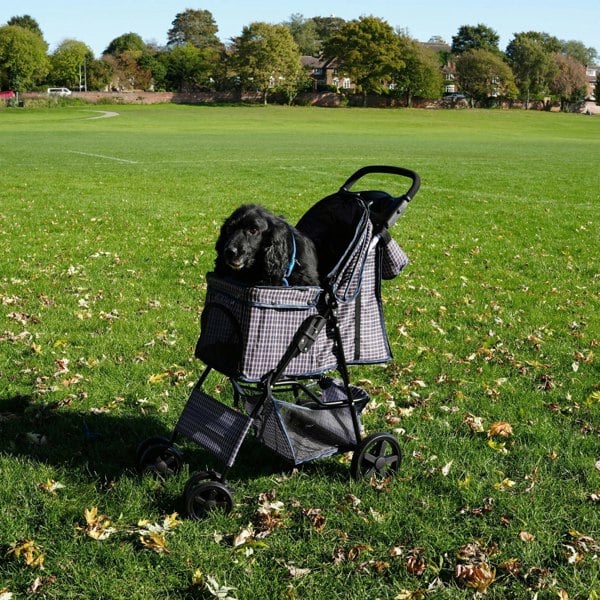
[0, 393, 349, 484]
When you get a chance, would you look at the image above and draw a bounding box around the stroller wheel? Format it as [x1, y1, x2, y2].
[136, 436, 171, 462]
[183, 470, 214, 496]
[185, 481, 234, 520]
[138, 442, 184, 478]
[351, 432, 402, 480]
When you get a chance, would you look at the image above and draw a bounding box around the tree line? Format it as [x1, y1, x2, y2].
[0, 11, 597, 110]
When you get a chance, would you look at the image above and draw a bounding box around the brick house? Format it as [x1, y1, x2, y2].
[301, 56, 353, 91]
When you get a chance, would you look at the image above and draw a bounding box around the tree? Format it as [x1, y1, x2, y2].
[167, 9, 221, 52]
[283, 14, 320, 56]
[549, 52, 588, 111]
[455, 48, 516, 106]
[104, 32, 146, 56]
[6, 15, 44, 39]
[560, 40, 597, 67]
[394, 35, 443, 106]
[165, 43, 214, 92]
[49, 39, 93, 90]
[0, 24, 49, 91]
[231, 22, 303, 104]
[506, 33, 555, 107]
[323, 16, 403, 106]
[451, 24, 500, 55]
[312, 16, 346, 49]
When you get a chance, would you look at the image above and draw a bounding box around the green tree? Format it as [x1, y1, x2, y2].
[451, 24, 500, 55]
[49, 39, 93, 90]
[167, 9, 221, 52]
[6, 15, 44, 39]
[506, 33, 555, 107]
[165, 43, 215, 92]
[104, 32, 146, 56]
[455, 48, 516, 106]
[312, 16, 346, 48]
[560, 40, 597, 67]
[0, 24, 49, 91]
[394, 35, 443, 106]
[283, 14, 320, 56]
[324, 16, 403, 106]
[550, 52, 588, 111]
[231, 22, 303, 104]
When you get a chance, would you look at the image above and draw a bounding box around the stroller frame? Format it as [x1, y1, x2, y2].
[137, 166, 420, 519]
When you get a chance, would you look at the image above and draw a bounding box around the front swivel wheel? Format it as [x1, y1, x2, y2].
[351, 432, 402, 480]
[185, 480, 234, 520]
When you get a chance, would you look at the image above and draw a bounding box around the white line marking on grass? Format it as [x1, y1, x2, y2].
[85, 110, 120, 120]
[69, 151, 138, 164]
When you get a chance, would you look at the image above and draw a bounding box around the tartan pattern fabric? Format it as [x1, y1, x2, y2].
[195, 243, 394, 382]
[175, 385, 253, 467]
[194, 198, 409, 382]
[381, 236, 410, 280]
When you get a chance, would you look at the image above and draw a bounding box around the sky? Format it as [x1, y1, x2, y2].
[3, 0, 599, 59]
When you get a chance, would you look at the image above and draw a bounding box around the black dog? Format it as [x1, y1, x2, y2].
[214, 204, 319, 286]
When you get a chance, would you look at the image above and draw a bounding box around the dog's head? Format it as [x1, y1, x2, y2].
[215, 204, 277, 274]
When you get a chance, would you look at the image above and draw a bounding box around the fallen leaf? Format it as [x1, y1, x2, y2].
[463, 413, 485, 433]
[488, 421, 513, 437]
[285, 564, 311, 578]
[233, 524, 255, 548]
[139, 531, 170, 554]
[519, 531, 535, 543]
[79, 506, 116, 540]
[6, 540, 45, 568]
[204, 575, 237, 600]
[441, 461, 453, 477]
[455, 562, 496, 592]
[38, 479, 65, 495]
[494, 478, 516, 491]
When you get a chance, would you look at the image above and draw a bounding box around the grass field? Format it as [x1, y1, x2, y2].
[0, 104, 598, 599]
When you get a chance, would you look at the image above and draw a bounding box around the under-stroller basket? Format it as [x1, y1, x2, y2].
[255, 381, 369, 465]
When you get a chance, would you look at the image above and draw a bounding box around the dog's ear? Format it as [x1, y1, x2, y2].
[262, 217, 289, 283]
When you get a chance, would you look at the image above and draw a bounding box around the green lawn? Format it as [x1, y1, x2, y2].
[1, 104, 598, 599]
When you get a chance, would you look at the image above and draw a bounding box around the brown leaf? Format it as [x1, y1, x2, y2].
[455, 563, 496, 592]
[406, 548, 426, 576]
[487, 421, 513, 437]
[519, 531, 535, 543]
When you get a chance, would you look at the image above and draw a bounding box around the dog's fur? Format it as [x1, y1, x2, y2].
[214, 204, 319, 286]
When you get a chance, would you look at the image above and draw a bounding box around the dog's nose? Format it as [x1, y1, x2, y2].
[225, 246, 238, 259]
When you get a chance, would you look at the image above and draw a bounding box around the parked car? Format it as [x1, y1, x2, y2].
[47, 87, 71, 96]
[0, 90, 16, 99]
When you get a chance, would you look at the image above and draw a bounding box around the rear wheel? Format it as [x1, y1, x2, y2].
[351, 432, 402, 480]
[185, 481, 234, 520]
[138, 442, 184, 478]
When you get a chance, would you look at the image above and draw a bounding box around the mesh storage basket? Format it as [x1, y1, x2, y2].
[254, 382, 369, 465]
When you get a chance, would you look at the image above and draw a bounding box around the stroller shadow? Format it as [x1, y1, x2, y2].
[0, 393, 171, 479]
[0, 394, 348, 485]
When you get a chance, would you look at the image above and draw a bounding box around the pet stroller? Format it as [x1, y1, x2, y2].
[137, 165, 420, 519]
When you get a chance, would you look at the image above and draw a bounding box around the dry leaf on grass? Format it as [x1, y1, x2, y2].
[6, 539, 45, 569]
[78, 506, 116, 540]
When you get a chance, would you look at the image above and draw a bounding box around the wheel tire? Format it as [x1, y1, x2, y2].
[138, 442, 184, 478]
[185, 481, 234, 520]
[351, 432, 402, 480]
[183, 471, 213, 496]
[136, 436, 171, 462]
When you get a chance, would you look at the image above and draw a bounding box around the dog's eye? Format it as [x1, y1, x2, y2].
[247, 227, 258, 235]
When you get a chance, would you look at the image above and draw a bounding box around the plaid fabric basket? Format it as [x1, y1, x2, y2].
[195, 245, 395, 382]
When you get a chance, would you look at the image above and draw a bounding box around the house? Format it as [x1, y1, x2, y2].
[301, 56, 352, 91]
[585, 65, 598, 100]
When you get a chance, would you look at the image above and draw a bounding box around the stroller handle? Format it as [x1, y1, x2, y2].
[340, 165, 420, 229]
